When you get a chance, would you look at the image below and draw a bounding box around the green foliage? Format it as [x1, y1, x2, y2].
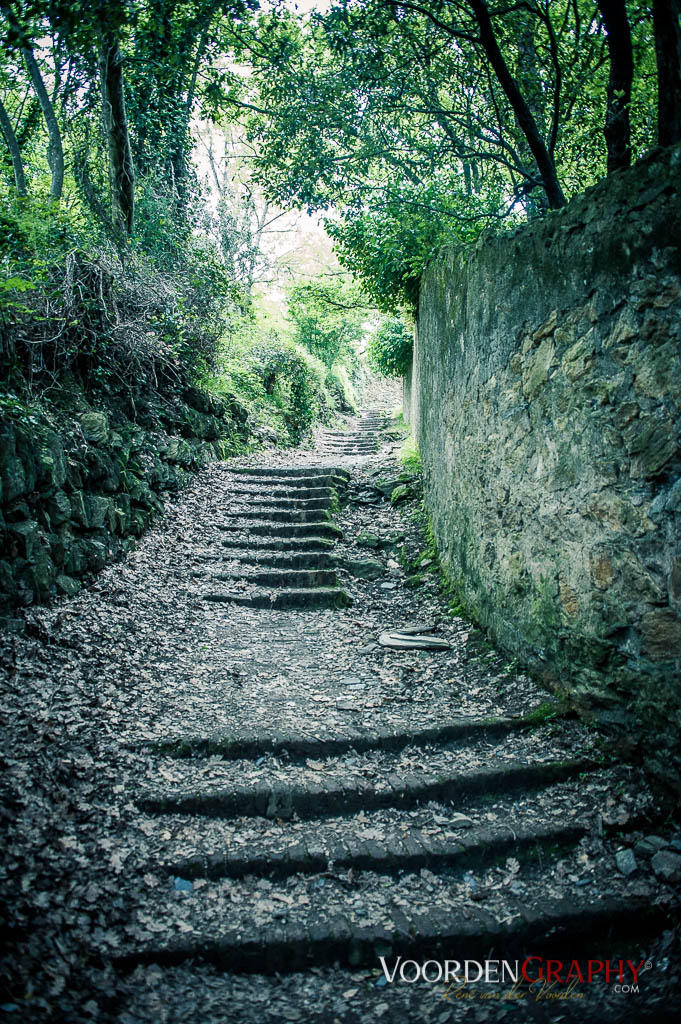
[216, 300, 346, 446]
[0, 189, 243, 408]
[286, 278, 368, 368]
[368, 316, 413, 378]
[232, 0, 660, 306]
[400, 435, 422, 476]
[251, 338, 329, 443]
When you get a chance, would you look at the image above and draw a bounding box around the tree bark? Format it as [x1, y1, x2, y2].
[99, 36, 135, 238]
[0, 96, 27, 195]
[22, 47, 64, 200]
[596, 0, 633, 172]
[653, 0, 681, 146]
[467, 0, 566, 208]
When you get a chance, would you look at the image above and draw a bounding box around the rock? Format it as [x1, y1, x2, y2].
[55, 574, 81, 597]
[651, 849, 681, 882]
[339, 558, 384, 581]
[392, 622, 437, 635]
[80, 411, 109, 444]
[357, 532, 380, 549]
[634, 835, 669, 859]
[374, 477, 404, 498]
[640, 609, 681, 661]
[615, 848, 637, 876]
[390, 483, 413, 504]
[8, 521, 40, 561]
[87, 495, 113, 530]
[46, 490, 71, 527]
[357, 532, 404, 551]
[69, 490, 88, 526]
[0, 455, 26, 503]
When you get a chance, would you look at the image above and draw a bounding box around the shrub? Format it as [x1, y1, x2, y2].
[367, 316, 413, 378]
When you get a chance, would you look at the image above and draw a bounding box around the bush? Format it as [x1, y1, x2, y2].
[367, 316, 413, 378]
[0, 193, 242, 407]
[216, 323, 338, 446]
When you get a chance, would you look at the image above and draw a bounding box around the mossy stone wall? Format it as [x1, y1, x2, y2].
[0, 388, 248, 619]
[414, 144, 681, 786]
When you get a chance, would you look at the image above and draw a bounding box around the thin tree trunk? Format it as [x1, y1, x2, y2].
[99, 36, 135, 238]
[0, 96, 27, 195]
[22, 47, 64, 200]
[653, 0, 681, 146]
[467, 0, 566, 208]
[596, 0, 633, 172]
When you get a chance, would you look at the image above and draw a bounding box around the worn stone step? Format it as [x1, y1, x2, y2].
[321, 436, 376, 443]
[138, 758, 592, 819]
[228, 485, 337, 501]
[217, 522, 342, 540]
[227, 466, 349, 481]
[229, 497, 333, 511]
[321, 445, 376, 452]
[201, 587, 352, 611]
[149, 712, 545, 759]
[221, 509, 331, 524]
[113, 895, 676, 974]
[220, 536, 335, 553]
[228, 551, 338, 571]
[213, 569, 339, 589]
[164, 818, 588, 882]
[227, 474, 347, 493]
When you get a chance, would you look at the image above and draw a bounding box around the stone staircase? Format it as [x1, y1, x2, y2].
[201, 466, 352, 610]
[316, 409, 388, 457]
[105, 408, 680, 1017]
[123, 720, 675, 978]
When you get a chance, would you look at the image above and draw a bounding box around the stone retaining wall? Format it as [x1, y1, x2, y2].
[413, 145, 681, 786]
[0, 387, 248, 620]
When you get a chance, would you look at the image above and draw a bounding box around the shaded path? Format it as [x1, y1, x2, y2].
[1, 404, 680, 1023]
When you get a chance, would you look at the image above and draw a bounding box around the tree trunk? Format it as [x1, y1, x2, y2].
[99, 36, 135, 238]
[22, 47, 64, 200]
[0, 96, 27, 195]
[653, 0, 681, 146]
[596, 0, 633, 172]
[467, 0, 566, 208]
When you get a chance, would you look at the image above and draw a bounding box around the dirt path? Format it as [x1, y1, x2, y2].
[1, 406, 680, 1023]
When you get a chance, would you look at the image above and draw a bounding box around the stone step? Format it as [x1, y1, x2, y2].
[228, 551, 338, 571]
[227, 466, 350, 480]
[149, 712, 543, 759]
[228, 497, 332, 511]
[320, 436, 377, 443]
[320, 431, 367, 438]
[220, 536, 335, 553]
[113, 895, 675, 975]
[138, 757, 592, 819]
[163, 818, 588, 883]
[321, 444, 376, 451]
[220, 509, 331, 524]
[212, 569, 339, 589]
[228, 485, 337, 501]
[201, 587, 351, 611]
[227, 474, 348, 492]
[217, 522, 342, 540]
